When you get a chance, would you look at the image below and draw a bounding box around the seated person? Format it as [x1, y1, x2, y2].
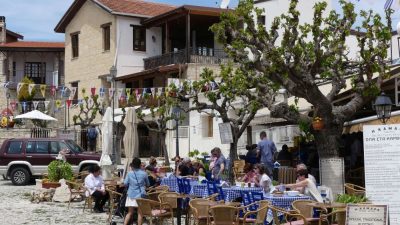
[295, 163, 316, 193]
[146, 157, 160, 186]
[84, 165, 109, 213]
[192, 160, 205, 176]
[254, 164, 274, 196]
[240, 163, 256, 183]
[285, 169, 323, 202]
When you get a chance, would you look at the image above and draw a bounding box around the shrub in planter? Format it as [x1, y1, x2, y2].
[47, 160, 74, 183]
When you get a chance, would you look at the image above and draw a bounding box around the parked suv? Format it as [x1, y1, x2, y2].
[0, 138, 101, 185]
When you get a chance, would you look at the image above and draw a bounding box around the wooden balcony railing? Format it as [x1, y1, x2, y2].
[143, 47, 229, 70]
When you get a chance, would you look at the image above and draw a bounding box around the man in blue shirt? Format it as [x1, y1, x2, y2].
[257, 131, 277, 175]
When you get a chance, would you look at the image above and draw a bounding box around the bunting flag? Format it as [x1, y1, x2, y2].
[126, 88, 131, 99]
[40, 85, 46, 97]
[151, 88, 156, 97]
[44, 101, 50, 110]
[108, 88, 114, 100]
[33, 101, 39, 110]
[78, 99, 84, 106]
[22, 102, 27, 111]
[50, 85, 57, 96]
[28, 84, 35, 95]
[10, 101, 17, 111]
[90, 87, 96, 96]
[55, 100, 62, 109]
[66, 99, 72, 108]
[88, 97, 94, 108]
[60, 86, 67, 98]
[117, 88, 124, 99]
[17, 83, 24, 95]
[99, 87, 105, 98]
[70, 87, 77, 99]
[157, 87, 163, 97]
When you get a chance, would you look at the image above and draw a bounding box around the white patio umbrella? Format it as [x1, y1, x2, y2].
[100, 107, 113, 179]
[15, 110, 57, 121]
[123, 107, 139, 178]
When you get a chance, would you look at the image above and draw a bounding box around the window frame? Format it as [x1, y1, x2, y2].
[131, 25, 146, 52]
[24, 62, 46, 84]
[101, 23, 111, 51]
[70, 31, 80, 58]
[70, 81, 79, 104]
[6, 141, 23, 154]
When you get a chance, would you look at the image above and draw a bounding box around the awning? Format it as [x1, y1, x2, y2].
[343, 110, 400, 134]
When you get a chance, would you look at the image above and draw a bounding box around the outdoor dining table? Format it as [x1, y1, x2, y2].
[190, 183, 263, 202]
[264, 194, 311, 210]
[160, 176, 198, 192]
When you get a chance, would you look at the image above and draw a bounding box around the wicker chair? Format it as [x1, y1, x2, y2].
[319, 209, 346, 225]
[148, 191, 167, 202]
[159, 192, 189, 224]
[233, 160, 246, 180]
[136, 198, 174, 225]
[189, 198, 212, 225]
[147, 185, 170, 193]
[66, 180, 87, 210]
[239, 200, 271, 224]
[344, 183, 365, 196]
[270, 205, 309, 225]
[278, 167, 297, 184]
[209, 205, 240, 225]
[106, 188, 123, 223]
[292, 200, 323, 225]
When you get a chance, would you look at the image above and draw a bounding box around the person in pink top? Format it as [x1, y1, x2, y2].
[240, 163, 256, 183]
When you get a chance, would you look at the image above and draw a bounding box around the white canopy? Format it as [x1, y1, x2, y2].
[100, 107, 113, 179]
[123, 107, 139, 178]
[15, 110, 57, 121]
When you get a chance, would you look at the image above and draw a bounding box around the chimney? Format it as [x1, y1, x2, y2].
[0, 16, 6, 44]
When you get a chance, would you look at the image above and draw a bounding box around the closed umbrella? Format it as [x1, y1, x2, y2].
[100, 107, 113, 179]
[123, 107, 139, 178]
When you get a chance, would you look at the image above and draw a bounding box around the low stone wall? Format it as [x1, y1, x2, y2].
[0, 128, 57, 146]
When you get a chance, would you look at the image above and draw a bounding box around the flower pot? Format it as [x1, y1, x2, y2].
[312, 121, 324, 130]
[42, 182, 61, 189]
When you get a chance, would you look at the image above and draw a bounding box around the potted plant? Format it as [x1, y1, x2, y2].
[334, 194, 368, 224]
[42, 160, 73, 189]
[312, 117, 324, 130]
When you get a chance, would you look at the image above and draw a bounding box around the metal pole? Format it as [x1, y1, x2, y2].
[64, 101, 66, 130]
[112, 78, 115, 164]
[6, 95, 9, 130]
[175, 119, 179, 157]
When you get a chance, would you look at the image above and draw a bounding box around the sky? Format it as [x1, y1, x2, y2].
[0, 0, 397, 42]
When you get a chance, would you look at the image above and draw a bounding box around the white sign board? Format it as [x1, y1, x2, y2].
[218, 122, 233, 144]
[57, 129, 75, 140]
[346, 204, 388, 225]
[364, 125, 400, 225]
[319, 157, 344, 198]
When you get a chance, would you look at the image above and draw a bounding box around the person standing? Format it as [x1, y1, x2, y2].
[210, 147, 226, 180]
[124, 158, 150, 225]
[257, 131, 277, 175]
[84, 165, 109, 213]
[87, 125, 98, 151]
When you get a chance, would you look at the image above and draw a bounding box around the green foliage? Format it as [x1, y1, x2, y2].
[73, 88, 101, 128]
[18, 77, 36, 102]
[188, 149, 200, 158]
[201, 151, 209, 156]
[47, 160, 74, 182]
[336, 194, 368, 203]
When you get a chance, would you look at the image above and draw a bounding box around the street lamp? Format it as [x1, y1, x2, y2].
[172, 106, 181, 157]
[373, 92, 393, 124]
[109, 65, 117, 163]
[6, 91, 10, 130]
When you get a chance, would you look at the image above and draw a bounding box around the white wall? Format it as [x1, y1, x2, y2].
[116, 16, 162, 77]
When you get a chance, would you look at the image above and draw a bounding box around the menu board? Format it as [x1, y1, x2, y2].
[364, 125, 400, 225]
[319, 157, 344, 198]
[218, 122, 233, 144]
[346, 204, 388, 225]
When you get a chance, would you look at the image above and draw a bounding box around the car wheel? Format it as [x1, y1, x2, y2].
[10, 167, 30, 186]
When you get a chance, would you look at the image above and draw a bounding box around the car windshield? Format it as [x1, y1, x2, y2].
[65, 140, 84, 153]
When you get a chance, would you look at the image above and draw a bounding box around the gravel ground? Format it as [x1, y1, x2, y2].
[0, 179, 110, 225]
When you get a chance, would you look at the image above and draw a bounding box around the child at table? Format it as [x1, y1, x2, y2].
[240, 163, 256, 183]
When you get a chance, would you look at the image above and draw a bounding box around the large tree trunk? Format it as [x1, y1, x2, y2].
[228, 140, 238, 184]
[313, 121, 343, 157]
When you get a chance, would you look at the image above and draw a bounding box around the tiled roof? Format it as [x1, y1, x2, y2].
[0, 41, 65, 48]
[55, 0, 176, 33]
[98, 0, 175, 17]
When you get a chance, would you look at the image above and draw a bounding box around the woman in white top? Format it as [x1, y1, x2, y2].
[84, 165, 109, 212]
[254, 164, 274, 196]
[285, 168, 323, 202]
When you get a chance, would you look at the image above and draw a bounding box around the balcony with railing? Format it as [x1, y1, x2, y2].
[143, 47, 229, 70]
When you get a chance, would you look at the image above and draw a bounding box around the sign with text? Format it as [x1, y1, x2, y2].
[364, 125, 400, 225]
[346, 204, 388, 225]
[319, 157, 344, 198]
[57, 129, 75, 141]
[218, 122, 233, 144]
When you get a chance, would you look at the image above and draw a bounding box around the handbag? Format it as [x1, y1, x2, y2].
[133, 171, 147, 198]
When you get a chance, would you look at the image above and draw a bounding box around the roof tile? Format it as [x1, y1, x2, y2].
[0, 41, 65, 48]
[98, 0, 176, 17]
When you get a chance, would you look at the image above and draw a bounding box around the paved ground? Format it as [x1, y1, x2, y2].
[0, 178, 110, 225]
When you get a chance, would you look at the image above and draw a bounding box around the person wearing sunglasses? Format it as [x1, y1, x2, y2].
[284, 169, 323, 202]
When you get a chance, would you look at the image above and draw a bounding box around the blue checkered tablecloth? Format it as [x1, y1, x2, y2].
[264, 195, 311, 210]
[160, 177, 198, 192]
[189, 185, 263, 202]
